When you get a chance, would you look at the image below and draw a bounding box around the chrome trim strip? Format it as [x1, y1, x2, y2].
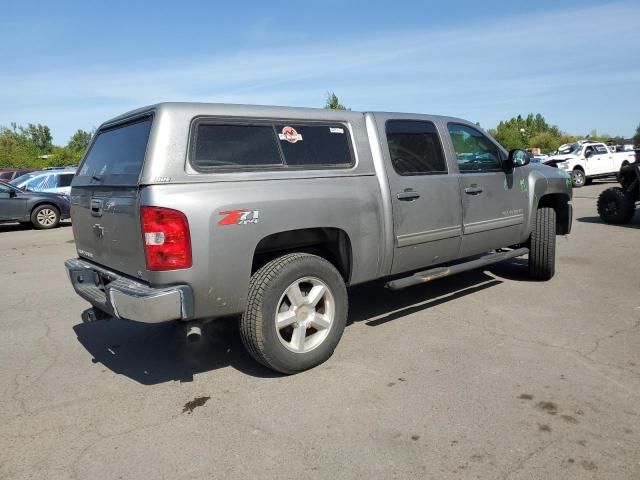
[463, 214, 524, 234]
[396, 225, 462, 247]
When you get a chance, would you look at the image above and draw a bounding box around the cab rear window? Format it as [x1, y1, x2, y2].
[74, 116, 152, 186]
[191, 121, 354, 171]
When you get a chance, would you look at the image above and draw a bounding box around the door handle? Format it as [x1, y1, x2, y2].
[464, 186, 483, 195]
[396, 191, 420, 201]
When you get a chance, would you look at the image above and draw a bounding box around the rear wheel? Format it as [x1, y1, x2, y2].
[240, 253, 348, 374]
[31, 204, 60, 229]
[597, 187, 635, 224]
[571, 169, 586, 188]
[528, 207, 556, 280]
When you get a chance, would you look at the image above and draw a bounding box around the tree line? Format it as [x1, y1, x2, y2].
[0, 124, 92, 169]
[0, 94, 637, 169]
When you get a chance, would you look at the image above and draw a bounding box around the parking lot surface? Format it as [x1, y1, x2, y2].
[1, 181, 639, 479]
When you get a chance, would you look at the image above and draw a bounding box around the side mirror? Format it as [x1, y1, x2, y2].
[9, 189, 17, 197]
[506, 149, 530, 169]
[585, 150, 593, 158]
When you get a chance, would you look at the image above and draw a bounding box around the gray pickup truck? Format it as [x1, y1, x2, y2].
[65, 103, 572, 373]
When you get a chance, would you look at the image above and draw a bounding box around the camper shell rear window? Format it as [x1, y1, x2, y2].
[74, 115, 153, 186]
[190, 120, 354, 171]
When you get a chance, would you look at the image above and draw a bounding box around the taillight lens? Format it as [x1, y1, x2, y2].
[141, 206, 192, 271]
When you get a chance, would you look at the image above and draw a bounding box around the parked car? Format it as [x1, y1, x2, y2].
[0, 168, 35, 181]
[0, 180, 70, 229]
[544, 141, 636, 187]
[65, 103, 572, 374]
[10, 168, 75, 196]
[528, 154, 549, 164]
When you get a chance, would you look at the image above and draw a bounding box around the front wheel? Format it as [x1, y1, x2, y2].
[571, 169, 586, 188]
[597, 187, 635, 224]
[528, 207, 556, 280]
[31, 204, 60, 229]
[240, 253, 348, 374]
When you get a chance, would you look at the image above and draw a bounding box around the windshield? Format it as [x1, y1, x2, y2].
[74, 116, 153, 186]
[10, 172, 39, 186]
[556, 143, 582, 155]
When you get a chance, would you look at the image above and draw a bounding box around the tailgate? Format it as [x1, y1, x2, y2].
[70, 115, 153, 280]
[71, 186, 148, 279]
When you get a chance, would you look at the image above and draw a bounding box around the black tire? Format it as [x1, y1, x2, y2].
[240, 253, 348, 374]
[30, 204, 60, 229]
[597, 187, 635, 224]
[528, 207, 556, 280]
[571, 169, 586, 188]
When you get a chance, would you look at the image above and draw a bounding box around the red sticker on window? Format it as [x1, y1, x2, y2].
[278, 126, 302, 143]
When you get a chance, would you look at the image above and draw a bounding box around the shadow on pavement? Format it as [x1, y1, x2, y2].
[73, 315, 281, 384]
[348, 270, 502, 327]
[73, 258, 532, 384]
[577, 216, 640, 229]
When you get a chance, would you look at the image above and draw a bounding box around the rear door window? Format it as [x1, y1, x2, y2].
[58, 173, 74, 187]
[385, 120, 447, 175]
[74, 116, 152, 186]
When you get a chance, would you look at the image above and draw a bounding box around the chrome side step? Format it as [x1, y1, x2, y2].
[385, 247, 529, 290]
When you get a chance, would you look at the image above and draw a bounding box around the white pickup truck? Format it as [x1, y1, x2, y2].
[544, 141, 636, 187]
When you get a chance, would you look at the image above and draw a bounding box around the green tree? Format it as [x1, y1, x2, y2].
[491, 113, 564, 152]
[324, 92, 348, 110]
[67, 129, 92, 153]
[15, 123, 53, 154]
[0, 127, 41, 168]
[47, 146, 83, 167]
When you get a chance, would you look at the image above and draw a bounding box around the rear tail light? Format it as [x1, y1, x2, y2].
[141, 206, 192, 271]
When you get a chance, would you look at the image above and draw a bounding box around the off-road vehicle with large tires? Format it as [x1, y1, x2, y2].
[597, 159, 639, 224]
[65, 103, 573, 374]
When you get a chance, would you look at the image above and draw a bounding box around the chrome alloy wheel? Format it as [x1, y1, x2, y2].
[36, 208, 57, 226]
[275, 277, 335, 354]
[572, 170, 585, 187]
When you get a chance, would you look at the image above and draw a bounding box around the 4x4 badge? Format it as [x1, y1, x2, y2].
[218, 209, 260, 226]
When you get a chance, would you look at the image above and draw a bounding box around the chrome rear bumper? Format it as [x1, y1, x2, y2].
[65, 258, 193, 323]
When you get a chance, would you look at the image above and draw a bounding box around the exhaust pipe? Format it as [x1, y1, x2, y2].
[186, 322, 202, 342]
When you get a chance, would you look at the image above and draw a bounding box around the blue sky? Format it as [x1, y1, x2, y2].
[1, 0, 639, 144]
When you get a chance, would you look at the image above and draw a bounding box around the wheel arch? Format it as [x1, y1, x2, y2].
[251, 227, 353, 284]
[30, 201, 60, 216]
[536, 193, 571, 235]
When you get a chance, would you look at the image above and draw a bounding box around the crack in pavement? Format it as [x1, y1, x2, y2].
[586, 319, 640, 356]
[501, 439, 557, 480]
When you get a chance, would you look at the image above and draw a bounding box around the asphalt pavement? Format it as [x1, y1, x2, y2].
[1, 180, 639, 479]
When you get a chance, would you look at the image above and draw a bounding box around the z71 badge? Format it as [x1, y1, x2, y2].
[218, 209, 260, 226]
